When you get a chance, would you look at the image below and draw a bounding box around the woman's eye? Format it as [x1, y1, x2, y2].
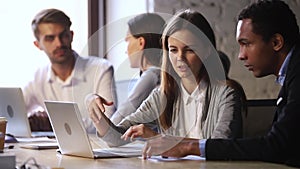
[185, 48, 195, 53]
[169, 48, 177, 53]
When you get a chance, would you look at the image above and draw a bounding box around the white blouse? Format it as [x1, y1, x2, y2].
[180, 81, 207, 139]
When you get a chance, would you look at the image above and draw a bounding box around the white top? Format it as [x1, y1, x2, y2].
[102, 81, 243, 147]
[23, 51, 117, 133]
[181, 81, 207, 139]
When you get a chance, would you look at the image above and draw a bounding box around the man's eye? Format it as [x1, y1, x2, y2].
[44, 36, 54, 42]
[61, 32, 70, 38]
[240, 41, 250, 47]
[60, 31, 71, 39]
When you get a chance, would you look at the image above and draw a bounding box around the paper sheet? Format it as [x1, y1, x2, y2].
[16, 137, 57, 143]
[143, 155, 205, 162]
[20, 142, 59, 150]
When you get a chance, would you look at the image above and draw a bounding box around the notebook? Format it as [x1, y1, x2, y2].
[0, 87, 54, 138]
[44, 100, 144, 159]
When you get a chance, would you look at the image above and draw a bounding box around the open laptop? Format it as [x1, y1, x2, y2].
[44, 100, 144, 159]
[0, 87, 54, 138]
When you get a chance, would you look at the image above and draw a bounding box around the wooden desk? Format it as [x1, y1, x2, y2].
[4, 144, 294, 169]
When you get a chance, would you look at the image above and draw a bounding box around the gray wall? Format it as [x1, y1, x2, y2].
[153, 0, 300, 99]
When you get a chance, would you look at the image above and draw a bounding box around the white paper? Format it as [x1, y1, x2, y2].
[20, 142, 59, 149]
[143, 155, 206, 162]
[94, 140, 145, 156]
[16, 137, 57, 143]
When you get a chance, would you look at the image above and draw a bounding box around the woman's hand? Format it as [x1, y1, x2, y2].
[121, 124, 158, 141]
[86, 94, 113, 123]
[86, 93, 114, 136]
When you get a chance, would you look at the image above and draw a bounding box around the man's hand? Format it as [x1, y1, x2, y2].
[142, 135, 201, 159]
[28, 110, 52, 131]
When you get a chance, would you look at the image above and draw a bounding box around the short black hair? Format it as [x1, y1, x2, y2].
[238, 0, 299, 47]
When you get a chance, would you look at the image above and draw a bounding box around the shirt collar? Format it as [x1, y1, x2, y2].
[276, 46, 295, 86]
[47, 51, 85, 84]
[181, 80, 207, 105]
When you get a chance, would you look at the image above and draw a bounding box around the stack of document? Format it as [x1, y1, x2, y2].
[18, 137, 58, 150]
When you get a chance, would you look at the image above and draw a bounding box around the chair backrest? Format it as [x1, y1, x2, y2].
[243, 99, 277, 138]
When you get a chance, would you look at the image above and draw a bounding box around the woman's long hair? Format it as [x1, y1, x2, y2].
[159, 9, 219, 130]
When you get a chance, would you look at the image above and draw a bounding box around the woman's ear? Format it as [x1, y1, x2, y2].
[138, 37, 145, 50]
[272, 33, 284, 51]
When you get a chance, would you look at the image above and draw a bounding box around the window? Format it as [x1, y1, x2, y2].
[0, 0, 87, 87]
[105, 0, 153, 81]
[0, 0, 152, 87]
[104, 0, 153, 103]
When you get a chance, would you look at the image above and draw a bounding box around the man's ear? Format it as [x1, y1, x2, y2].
[272, 33, 284, 51]
[33, 40, 42, 50]
[138, 37, 145, 50]
[70, 30, 74, 43]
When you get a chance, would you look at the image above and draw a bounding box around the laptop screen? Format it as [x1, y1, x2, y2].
[0, 87, 32, 137]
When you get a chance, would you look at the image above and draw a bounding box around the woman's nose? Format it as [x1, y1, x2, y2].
[177, 51, 185, 61]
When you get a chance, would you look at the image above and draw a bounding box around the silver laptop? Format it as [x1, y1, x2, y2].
[0, 87, 54, 138]
[44, 100, 144, 159]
